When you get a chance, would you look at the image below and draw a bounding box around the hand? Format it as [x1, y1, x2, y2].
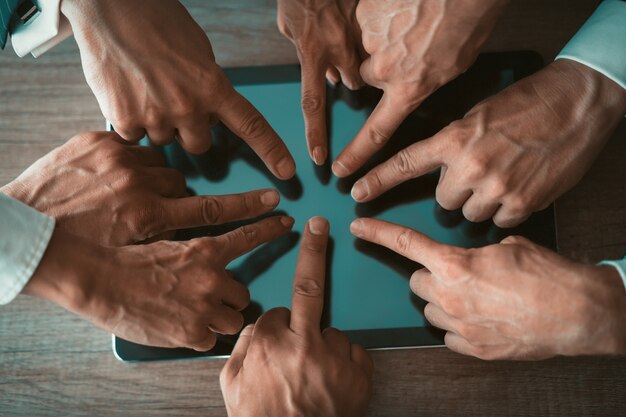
[221, 217, 373, 416]
[351, 218, 626, 360]
[1, 132, 282, 247]
[61, 0, 296, 179]
[23, 216, 295, 350]
[351, 60, 626, 227]
[278, 0, 364, 165]
[333, 0, 508, 177]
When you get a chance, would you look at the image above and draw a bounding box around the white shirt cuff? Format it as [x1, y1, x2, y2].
[599, 258, 626, 292]
[11, 0, 72, 58]
[0, 194, 55, 304]
[555, 0, 626, 91]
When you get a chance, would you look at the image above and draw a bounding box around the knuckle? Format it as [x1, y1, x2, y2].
[471, 345, 496, 361]
[144, 107, 164, 128]
[171, 99, 198, 119]
[301, 91, 323, 115]
[181, 324, 209, 346]
[131, 207, 162, 236]
[201, 274, 221, 295]
[462, 204, 482, 223]
[486, 178, 509, 201]
[239, 225, 258, 242]
[505, 194, 533, 216]
[457, 322, 479, 342]
[111, 117, 138, 134]
[237, 108, 267, 139]
[201, 197, 224, 224]
[294, 277, 323, 298]
[439, 251, 470, 279]
[369, 124, 390, 146]
[423, 303, 436, 322]
[394, 229, 414, 253]
[260, 138, 285, 163]
[465, 154, 490, 181]
[226, 313, 245, 335]
[393, 149, 416, 176]
[501, 235, 524, 245]
[438, 293, 463, 317]
[371, 59, 390, 81]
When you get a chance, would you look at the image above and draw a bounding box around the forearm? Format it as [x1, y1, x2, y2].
[22, 227, 104, 314]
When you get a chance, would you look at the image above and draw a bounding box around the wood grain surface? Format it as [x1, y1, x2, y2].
[1, 1, 625, 416]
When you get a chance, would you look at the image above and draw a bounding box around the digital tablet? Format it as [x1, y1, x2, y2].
[112, 51, 555, 362]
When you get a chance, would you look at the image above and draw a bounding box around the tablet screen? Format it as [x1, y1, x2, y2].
[113, 51, 555, 361]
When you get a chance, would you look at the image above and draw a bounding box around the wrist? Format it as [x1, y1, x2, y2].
[0, 182, 29, 206]
[575, 265, 626, 356]
[22, 227, 108, 315]
[550, 59, 626, 118]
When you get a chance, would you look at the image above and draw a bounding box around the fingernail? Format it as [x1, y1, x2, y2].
[351, 179, 369, 202]
[240, 324, 255, 336]
[261, 190, 279, 207]
[281, 216, 295, 227]
[308, 216, 329, 235]
[332, 160, 349, 177]
[277, 157, 296, 179]
[312, 146, 327, 166]
[350, 219, 364, 237]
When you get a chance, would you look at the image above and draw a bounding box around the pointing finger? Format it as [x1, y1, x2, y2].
[160, 189, 281, 231]
[216, 215, 295, 263]
[219, 87, 296, 180]
[350, 218, 457, 272]
[351, 136, 444, 202]
[290, 217, 330, 336]
[332, 90, 412, 177]
[300, 56, 329, 166]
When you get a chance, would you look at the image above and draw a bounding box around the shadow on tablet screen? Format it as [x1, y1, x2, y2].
[113, 51, 555, 361]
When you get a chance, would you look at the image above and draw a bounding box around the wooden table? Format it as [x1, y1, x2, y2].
[1, 1, 625, 416]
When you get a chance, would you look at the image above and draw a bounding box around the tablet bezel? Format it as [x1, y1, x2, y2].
[112, 51, 554, 362]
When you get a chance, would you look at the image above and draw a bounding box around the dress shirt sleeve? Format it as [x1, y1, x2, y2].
[599, 258, 626, 292]
[0, 194, 55, 305]
[556, 0, 626, 91]
[10, 0, 72, 58]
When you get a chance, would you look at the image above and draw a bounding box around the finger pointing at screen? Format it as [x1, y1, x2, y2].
[350, 218, 626, 360]
[332, 0, 508, 177]
[220, 217, 373, 417]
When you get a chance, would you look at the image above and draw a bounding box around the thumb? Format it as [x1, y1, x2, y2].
[221, 324, 255, 384]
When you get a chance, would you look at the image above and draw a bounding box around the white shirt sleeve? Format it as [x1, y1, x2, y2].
[10, 0, 72, 58]
[600, 258, 626, 292]
[555, 0, 626, 91]
[0, 194, 55, 304]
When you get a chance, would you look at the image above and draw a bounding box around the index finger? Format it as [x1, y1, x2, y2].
[300, 55, 328, 166]
[218, 88, 296, 180]
[351, 135, 445, 202]
[332, 91, 412, 178]
[350, 218, 456, 271]
[290, 216, 330, 335]
[215, 215, 295, 263]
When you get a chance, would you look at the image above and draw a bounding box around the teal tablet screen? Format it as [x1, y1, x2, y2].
[113, 51, 555, 361]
